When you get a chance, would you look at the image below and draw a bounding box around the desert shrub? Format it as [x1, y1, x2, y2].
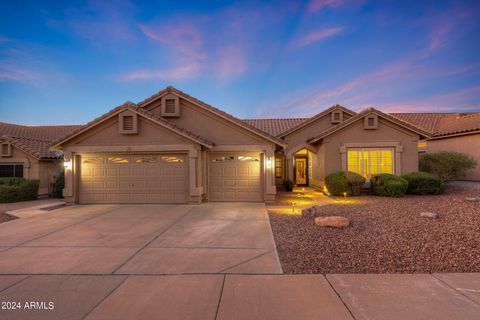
[325, 171, 366, 196]
[0, 178, 40, 203]
[283, 179, 294, 192]
[53, 171, 65, 198]
[420, 151, 477, 181]
[370, 173, 408, 197]
[401, 172, 445, 195]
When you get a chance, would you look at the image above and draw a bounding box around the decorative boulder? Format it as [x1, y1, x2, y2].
[314, 216, 350, 228]
[420, 212, 439, 219]
[301, 205, 323, 218]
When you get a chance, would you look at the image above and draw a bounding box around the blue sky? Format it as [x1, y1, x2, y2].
[0, 0, 479, 125]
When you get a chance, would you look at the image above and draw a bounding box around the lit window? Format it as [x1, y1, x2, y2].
[275, 156, 283, 178]
[108, 156, 130, 164]
[212, 156, 234, 162]
[161, 156, 183, 163]
[82, 156, 105, 164]
[135, 156, 158, 163]
[347, 148, 393, 178]
[238, 156, 259, 162]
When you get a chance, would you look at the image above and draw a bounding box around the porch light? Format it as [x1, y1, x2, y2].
[266, 158, 272, 169]
[64, 160, 72, 170]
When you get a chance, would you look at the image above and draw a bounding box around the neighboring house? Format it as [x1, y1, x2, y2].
[392, 113, 480, 181]
[0, 122, 80, 197]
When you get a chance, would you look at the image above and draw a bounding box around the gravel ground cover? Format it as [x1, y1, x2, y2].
[0, 212, 18, 224]
[268, 186, 480, 274]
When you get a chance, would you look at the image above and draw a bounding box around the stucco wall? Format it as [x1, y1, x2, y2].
[283, 111, 352, 155]
[0, 144, 60, 197]
[309, 144, 325, 188]
[320, 118, 420, 182]
[425, 133, 480, 181]
[146, 99, 269, 146]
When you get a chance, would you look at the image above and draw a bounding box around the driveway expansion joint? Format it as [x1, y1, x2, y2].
[432, 274, 480, 306]
[324, 275, 358, 320]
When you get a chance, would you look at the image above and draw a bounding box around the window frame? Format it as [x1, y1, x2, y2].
[0, 164, 24, 178]
[274, 156, 283, 179]
[346, 147, 395, 179]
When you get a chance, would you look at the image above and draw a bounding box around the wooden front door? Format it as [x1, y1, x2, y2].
[295, 158, 307, 185]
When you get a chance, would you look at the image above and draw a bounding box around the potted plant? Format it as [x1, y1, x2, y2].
[283, 179, 294, 192]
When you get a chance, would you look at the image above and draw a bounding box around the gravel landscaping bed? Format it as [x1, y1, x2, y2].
[268, 186, 480, 274]
[0, 212, 18, 224]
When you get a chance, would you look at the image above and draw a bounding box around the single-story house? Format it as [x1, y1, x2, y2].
[0, 122, 80, 197]
[391, 113, 480, 181]
[3, 86, 478, 203]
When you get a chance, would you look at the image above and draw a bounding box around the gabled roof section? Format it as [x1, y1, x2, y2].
[242, 118, 308, 136]
[391, 112, 480, 138]
[308, 108, 431, 144]
[138, 86, 287, 147]
[278, 104, 356, 137]
[0, 122, 80, 159]
[51, 101, 214, 149]
[0, 135, 62, 160]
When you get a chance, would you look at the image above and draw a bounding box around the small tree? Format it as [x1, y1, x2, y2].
[53, 172, 65, 198]
[420, 151, 477, 181]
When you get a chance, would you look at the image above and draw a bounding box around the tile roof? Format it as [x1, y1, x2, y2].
[51, 101, 215, 148]
[138, 86, 287, 147]
[242, 118, 308, 136]
[0, 122, 80, 159]
[308, 108, 432, 144]
[391, 112, 480, 137]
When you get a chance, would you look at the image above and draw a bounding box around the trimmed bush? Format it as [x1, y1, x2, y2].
[420, 151, 477, 182]
[370, 173, 408, 197]
[0, 178, 40, 203]
[325, 171, 366, 196]
[283, 179, 294, 192]
[401, 172, 445, 195]
[53, 171, 65, 198]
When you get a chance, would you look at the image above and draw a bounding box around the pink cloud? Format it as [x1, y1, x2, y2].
[0, 64, 41, 82]
[307, 0, 343, 13]
[119, 63, 202, 81]
[293, 27, 344, 48]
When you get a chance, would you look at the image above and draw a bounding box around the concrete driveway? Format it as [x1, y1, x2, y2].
[0, 203, 282, 275]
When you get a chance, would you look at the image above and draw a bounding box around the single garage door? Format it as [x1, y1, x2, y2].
[208, 152, 263, 202]
[79, 153, 187, 204]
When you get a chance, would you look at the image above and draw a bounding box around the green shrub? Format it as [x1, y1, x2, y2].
[420, 151, 477, 181]
[0, 178, 40, 203]
[370, 173, 408, 197]
[401, 172, 445, 195]
[53, 171, 65, 198]
[325, 171, 366, 196]
[283, 179, 294, 192]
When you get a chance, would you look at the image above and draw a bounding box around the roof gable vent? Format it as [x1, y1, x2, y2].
[1, 143, 12, 157]
[331, 110, 343, 124]
[118, 112, 138, 134]
[161, 94, 180, 117]
[364, 114, 378, 129]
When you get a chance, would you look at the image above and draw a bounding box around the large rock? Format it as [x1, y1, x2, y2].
[315, 216, 350, 228]
[420, 212, 439, 219]
[465, 197, 480, 202]
[301, 205, 323, 218]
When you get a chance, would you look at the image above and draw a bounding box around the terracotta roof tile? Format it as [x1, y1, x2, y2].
[242, 118, 308, 136]
[391, 112, 480, 137]
[0, 122, 80, 159]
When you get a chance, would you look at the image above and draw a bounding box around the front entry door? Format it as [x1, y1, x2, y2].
[295, 158, 307, 185]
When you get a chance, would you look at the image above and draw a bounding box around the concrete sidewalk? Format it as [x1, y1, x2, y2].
[0, 273, 479, 320]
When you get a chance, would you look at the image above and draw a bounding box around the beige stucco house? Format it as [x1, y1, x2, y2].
[2, 86, 478, 203]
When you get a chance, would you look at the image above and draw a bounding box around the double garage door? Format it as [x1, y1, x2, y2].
[208, 152, 263, 202]
[79, 153, 187, 204]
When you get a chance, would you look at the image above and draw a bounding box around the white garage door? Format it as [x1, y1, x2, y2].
[208, 152, 263, 202]
[79, 153, 187, 204]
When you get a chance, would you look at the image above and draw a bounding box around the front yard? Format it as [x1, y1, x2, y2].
[268, 185, 480, 274]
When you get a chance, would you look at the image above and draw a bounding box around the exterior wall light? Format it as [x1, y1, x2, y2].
[266, 158, 272, 169]
[64, 160, 72, 170]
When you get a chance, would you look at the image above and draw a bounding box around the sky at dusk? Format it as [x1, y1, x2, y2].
[1, 0, 479, 125]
